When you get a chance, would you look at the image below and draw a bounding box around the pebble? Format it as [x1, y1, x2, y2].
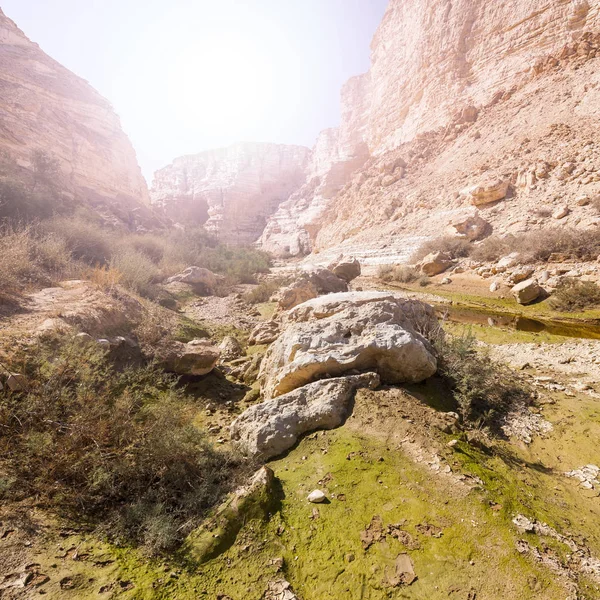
[307, 490, 327, 504]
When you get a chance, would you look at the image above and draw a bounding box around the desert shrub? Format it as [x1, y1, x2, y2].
[30, 233, 71, 275]
[125, 234, 167, 264]
[110, 248, 161, 297]
[472, 228, 600, 264]
[418, 276, 431, 287]
[243, 279, 287, 304]
[0, 335, 247, 553]
[411, 236, 472, 263]
[88, 265, 124, 290]
[434, 331, 531, 429]
[377, 264, 419, 284]
[45, 216, 113, 265]
[548, 279, 600, 312]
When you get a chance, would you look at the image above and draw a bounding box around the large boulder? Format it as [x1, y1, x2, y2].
[166, 266, 218, 293]
[419, 252, 453, 276]
[278, 279, 318, 311]
[218, 336, 244, 361]
[461, 179, 509, 206]
[512, 279, 542, 305]
[157, 339, 220, 375]
[306, 268, 349, 294]
[328, 255, 362, 283]
[260, 292, 439, 400]
[231, 373, 380, 460]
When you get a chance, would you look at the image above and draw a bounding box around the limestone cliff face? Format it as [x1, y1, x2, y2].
[150, 143, 310, 245]
[259, 74, 371, 257]
[366, 0, 600, 154]
[264, 0, 600, 264]
[0, 9, 149, 208]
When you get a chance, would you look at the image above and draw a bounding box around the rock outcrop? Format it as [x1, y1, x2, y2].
[150, 143, 310, 245]
[0, 9, 149, 212]
[259, 292, 439, 400]
[230, 372, 380, 460]
[260, 0, 600, 265]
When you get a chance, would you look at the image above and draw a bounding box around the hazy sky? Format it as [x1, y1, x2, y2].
[2, 0, 388, 182]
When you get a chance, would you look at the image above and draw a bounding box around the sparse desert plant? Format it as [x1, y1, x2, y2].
[377, 264, 419, 284]
[45, 215, 113, 265]
[548, 279, 600, 312]
[434, 331, 531, 429]
[243, 278, 287, 304]
[418, 276, 431, 287]
[410, 236, 472, 263]
[110, 248, 161, 297]
[0, 335, 249, 553]
[470, 235, 512, 262]
[88, 265, 124, 290]
[125, 233, 167, 264]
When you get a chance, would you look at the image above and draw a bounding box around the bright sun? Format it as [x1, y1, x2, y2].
[166, 34, 275, 139]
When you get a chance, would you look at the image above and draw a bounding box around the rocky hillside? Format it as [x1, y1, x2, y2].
[0, 8, 149, 212]
[150, 143, 310, 245]
[262, 0, 600, 265]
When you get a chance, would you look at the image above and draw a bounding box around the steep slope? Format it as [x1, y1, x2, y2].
[262, 0, 600, 264]
[150, 143, 310, 245]
[0, 9, 149, 211]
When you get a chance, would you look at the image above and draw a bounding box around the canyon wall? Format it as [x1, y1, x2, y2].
[0, 9, 149, 212]
[262, 0, 600, 263]
[150, 143, 310, 245]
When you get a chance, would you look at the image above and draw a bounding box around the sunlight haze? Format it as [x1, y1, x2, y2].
[2, 0, 388, 180]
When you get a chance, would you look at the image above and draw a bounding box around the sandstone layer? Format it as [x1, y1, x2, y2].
[0, 9, 149, 214]
[150, 143, 309, 245]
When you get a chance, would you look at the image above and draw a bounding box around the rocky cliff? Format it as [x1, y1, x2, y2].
[0, 9, 149, 212]
[262, 0, 600, 264]
[150, 143, 310, 246]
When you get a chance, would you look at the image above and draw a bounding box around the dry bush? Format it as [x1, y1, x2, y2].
[243, 279, 286, 304]
[0, 335, 249, 554]
[125, 234, 167, 264]
[377, 264, 419, 284]
[110, 248, 161, 297]
[472, 228, 600, 264]
[44, 216, 113, 265]
[410, 236, 472, 263]
[434, 331, 531, 430]
[88, 265, 124, 290]
[549, 279, 600, 312]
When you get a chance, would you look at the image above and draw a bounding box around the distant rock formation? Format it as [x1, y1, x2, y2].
[0, 8, 149, 213]
[150, 143, 310, 245]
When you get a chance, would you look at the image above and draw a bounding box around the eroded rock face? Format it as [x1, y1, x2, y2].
[151, 143, 310, 245]
[230, 373, 380, 460]
[278, 279, 318, 312]
[260, 292, 438, 400]
[0, 9, 149, 209]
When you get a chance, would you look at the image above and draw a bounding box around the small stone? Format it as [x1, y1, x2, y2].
[6, 373, 26, 392]
[553, 206, 570, 220]
[307, 490, 327, 504]
[447, 440, 459, 448]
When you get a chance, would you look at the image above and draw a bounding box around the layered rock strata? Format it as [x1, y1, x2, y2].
[150, 143, 309, 245]
[0, 9, 149, 211]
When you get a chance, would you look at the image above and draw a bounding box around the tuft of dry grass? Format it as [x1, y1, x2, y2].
[548, 279, 600, 312]
[410, 236, 472, 263]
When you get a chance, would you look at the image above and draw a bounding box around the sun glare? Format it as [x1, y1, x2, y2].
[166, 35, 275, 139]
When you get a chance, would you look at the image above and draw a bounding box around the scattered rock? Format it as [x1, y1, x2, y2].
[218, 336, 244, 361]
[553, 206, 570, 220]
[385, 553, 417, 587]
[6, 373, 26, 392]
[461, 178, 509, 206]
[157, 339, 220, 375]
[420, 251, 453, 276]
[278, 279, 318, 311]
[509, 266, 535, 284]
[249, 321, 280, 346]
[166, 266, 218, 293]
[450, 211, 490, 240]
[307, 490, 327, 504]
[264, 579, 300, 600]
[306, 268, 348, 294]
[230, 373, 380, 459]
[489, 281, 500, 292]
[512, 279, 542, 305]
[328, 255, 362, 283]
[441, 277, 452, 285]
[565, 465, 600, 489]
[260, 293, 438, 400]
